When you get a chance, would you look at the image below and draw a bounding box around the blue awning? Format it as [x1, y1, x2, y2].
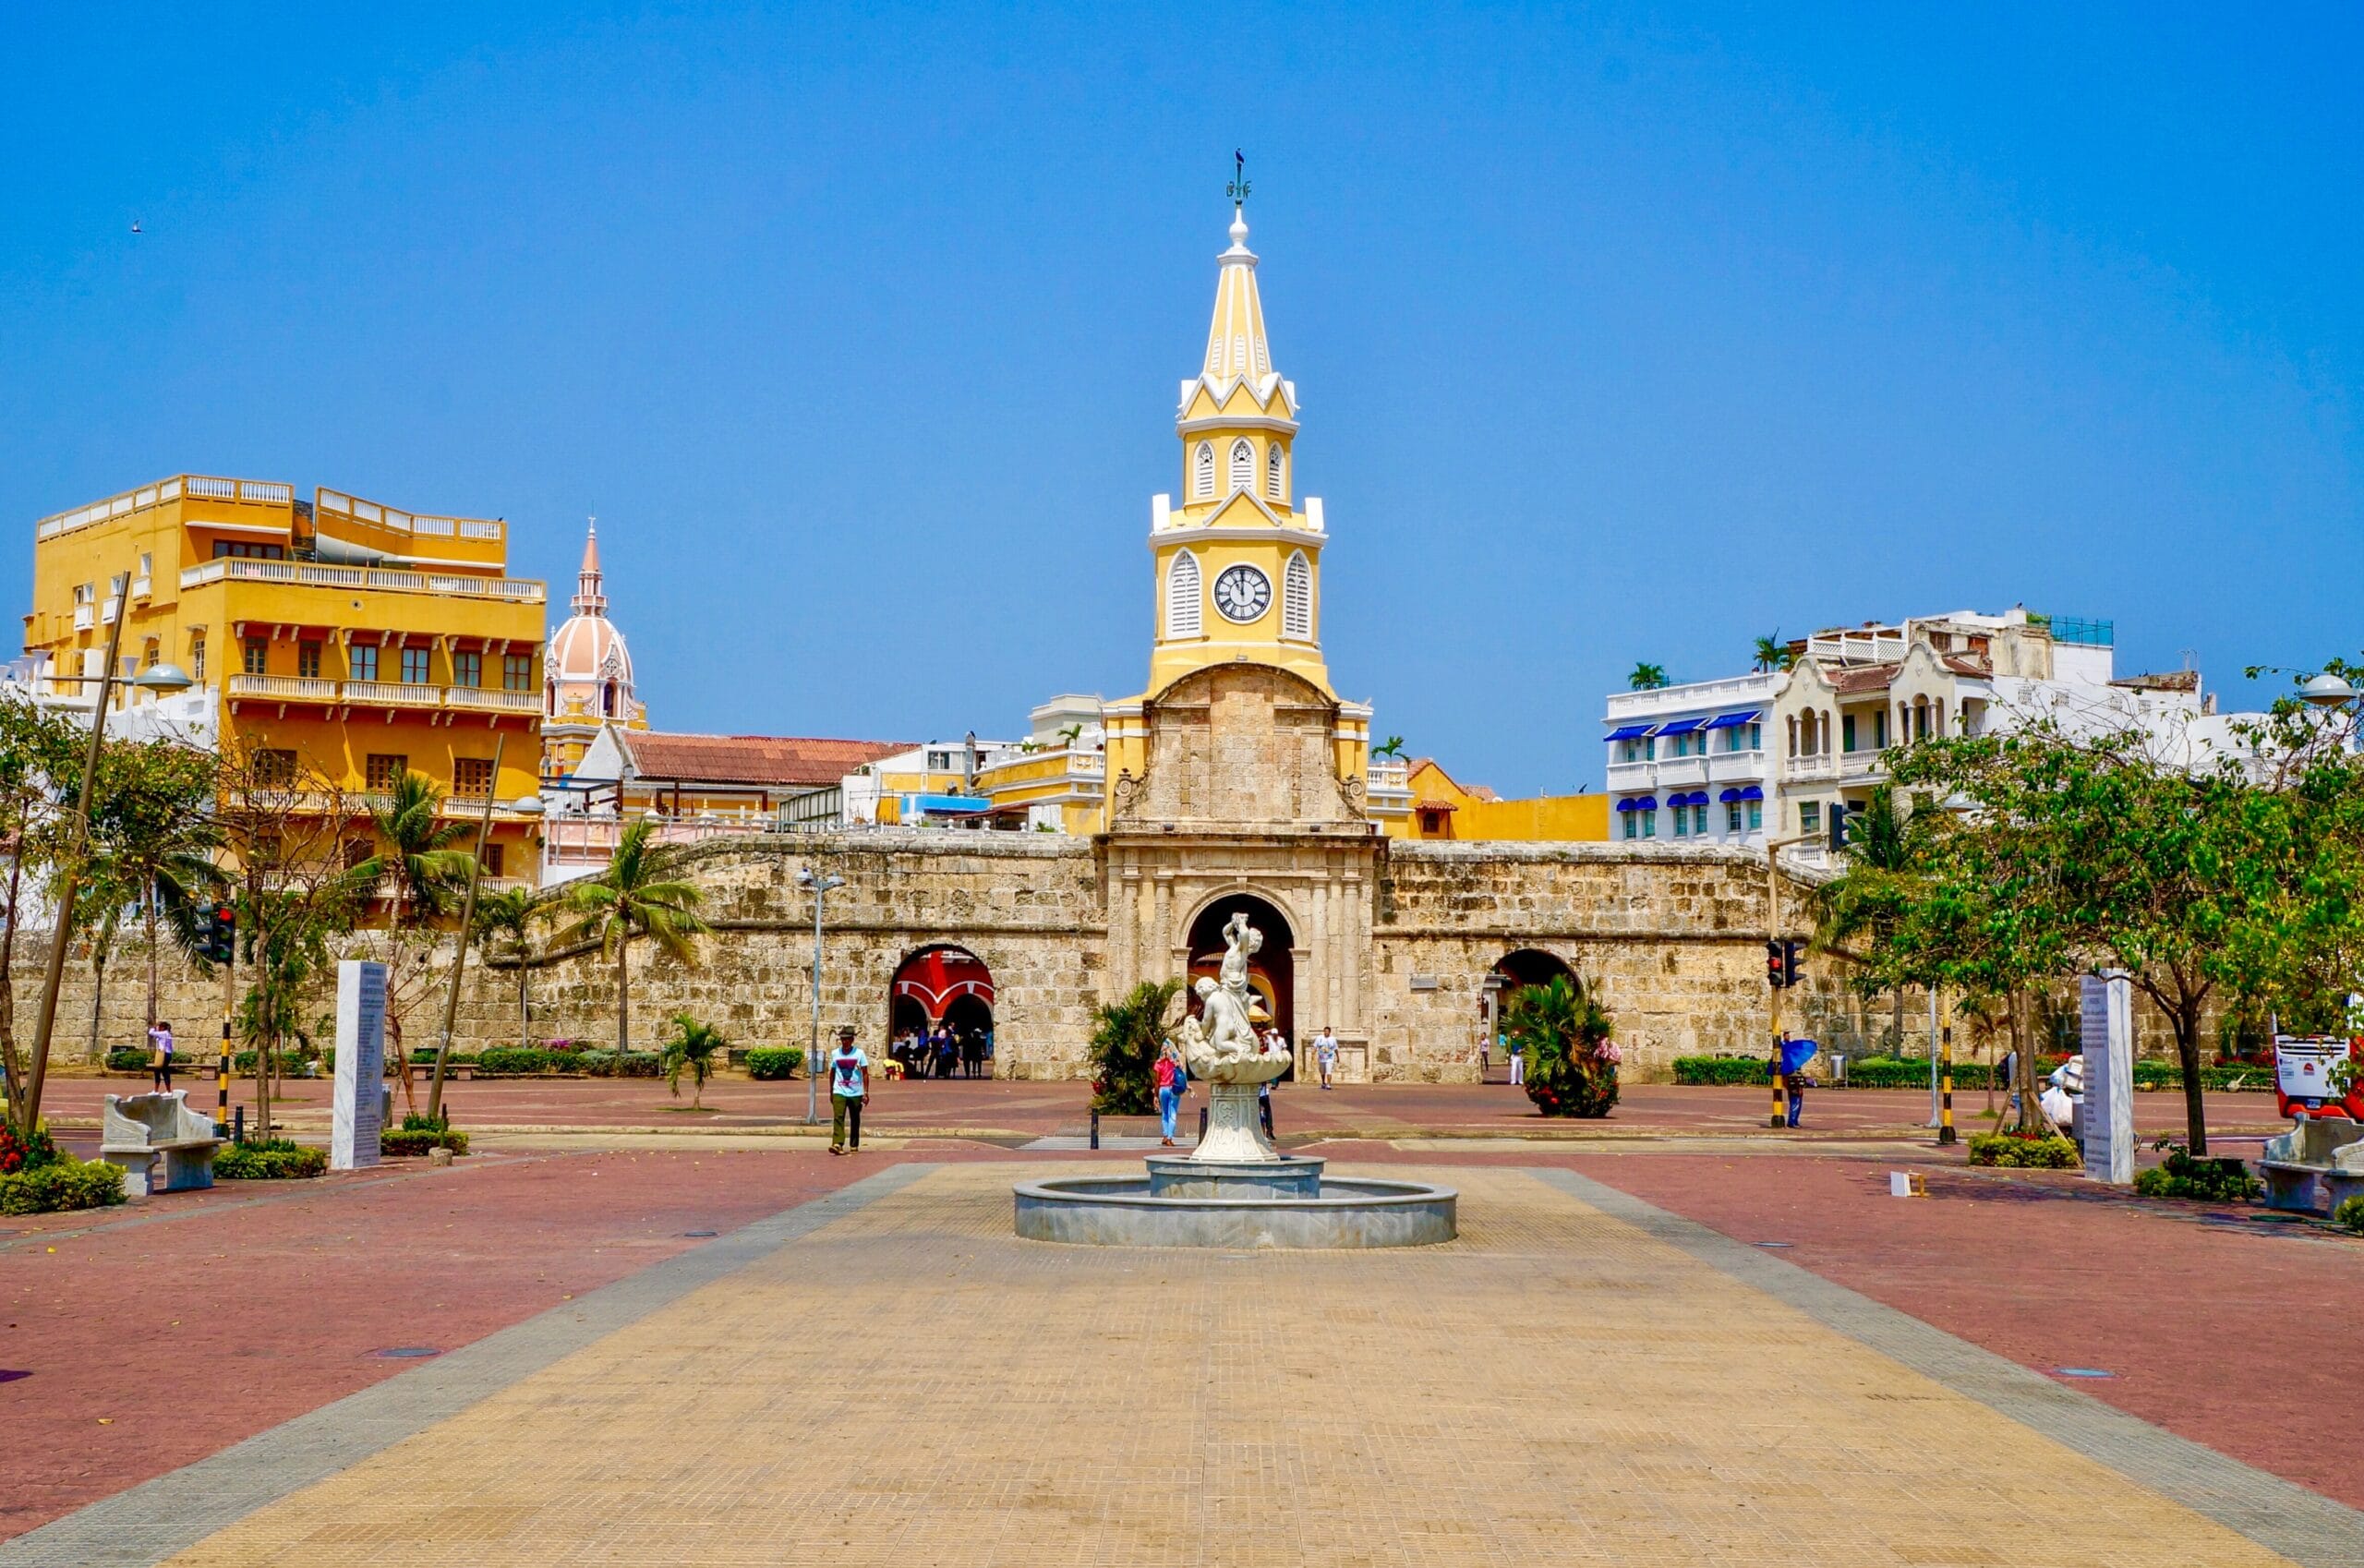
[907, 793, 991, 815]
[1719, 788, 1743, 803]
[1604, 722, 1655, 742]
[1656, 717, 1705, 736]
[1704, 710, 1762, 730]
[1681, 790, 1711, 806]
[1631, 795, 1658, 811]
[1738, 784, 1764, 802]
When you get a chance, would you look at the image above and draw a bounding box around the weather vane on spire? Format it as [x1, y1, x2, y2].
[1228, 148, 1250, 206]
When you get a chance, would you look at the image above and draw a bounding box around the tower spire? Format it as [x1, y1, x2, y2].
[573, 514, 607, 617]
[1201, 152, 1272, 386]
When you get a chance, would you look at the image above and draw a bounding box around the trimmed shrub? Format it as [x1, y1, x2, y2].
[1839, 1056, 1997, 1091]
[744, 1046, 804, 1080]
[582, 1050, 662, 1079]
[1672, 1056, 1767, 1086]
[476, 1046, 561, 1075]
[1967, 1133, 2080, 1169]
[0, 1155, 127, 1213]
[215, 1139, 327, 1180]
[382, 1128, 470, 1157]
[2133, 1148, 2261, 1203]
[2335, 1195, 2364, 1236]
[106, 1046, 151, 1072]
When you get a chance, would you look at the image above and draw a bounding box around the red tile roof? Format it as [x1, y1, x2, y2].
[621, 731, 911, 789]
[1827, 666, 1901, 694]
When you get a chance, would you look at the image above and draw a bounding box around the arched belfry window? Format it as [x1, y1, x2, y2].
[1266, 442, 1285, 500]
[1230, 439, 1254, 491]
[1283, 551, 1313, 640]
[1194, 441, 1214, 499]
[1166, 550, 1202, 638]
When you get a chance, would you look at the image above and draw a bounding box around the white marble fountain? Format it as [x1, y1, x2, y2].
[1013, 915, 1457, 1248]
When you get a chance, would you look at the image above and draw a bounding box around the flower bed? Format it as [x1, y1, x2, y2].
[743, 1046, 804, 1080]
[215, 1139, 328, 1180]
[1966, 1132, 2080, 1169]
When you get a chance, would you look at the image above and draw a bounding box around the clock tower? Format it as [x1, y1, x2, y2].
[1143, 186, 1333, 698]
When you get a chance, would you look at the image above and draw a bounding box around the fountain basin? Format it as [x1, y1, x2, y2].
[1145, 1153, 1325, 1200]
[1013, 1172, 1456, 1249]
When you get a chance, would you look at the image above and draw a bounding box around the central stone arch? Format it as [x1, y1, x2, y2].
[1182, 890, 1299, 1055]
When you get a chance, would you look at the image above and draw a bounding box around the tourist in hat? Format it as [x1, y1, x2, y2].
[1315, 1025, 1338, 1090]
[828, 1027, 869, 1154]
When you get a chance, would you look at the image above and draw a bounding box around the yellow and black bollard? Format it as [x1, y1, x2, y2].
[1936, 1025, 1957, 1146]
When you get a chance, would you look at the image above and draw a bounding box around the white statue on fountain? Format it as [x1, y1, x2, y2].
[1175, 912, 1291, 1162]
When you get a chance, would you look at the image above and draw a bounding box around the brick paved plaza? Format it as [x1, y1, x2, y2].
[6, 1137, 2362, 1567]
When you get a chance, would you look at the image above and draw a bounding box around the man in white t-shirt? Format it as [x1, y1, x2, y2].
[1314, 1026, 1339, 1090]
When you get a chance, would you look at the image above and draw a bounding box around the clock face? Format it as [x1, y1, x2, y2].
[1212, 563, 1272, 623]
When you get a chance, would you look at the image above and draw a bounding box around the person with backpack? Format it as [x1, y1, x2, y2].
[149, 1019, 175, 1092]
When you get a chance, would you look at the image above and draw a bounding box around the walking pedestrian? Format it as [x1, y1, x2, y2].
[149, 1019, 175, 1092]
[1999, 1046, 2020, 1120]
[1787, 1067, 1808, 1128]
[1315, 1025, 1338, 1090]
[1259, 1079, 1275, 1140]
[1154, 1043, 1185, 1146]
[1507, 1039, 1526, 1086]
[935, 1030, 957, 1081]
[827, 1027, 869, 1154]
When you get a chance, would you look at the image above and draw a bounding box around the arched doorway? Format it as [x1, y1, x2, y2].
[888, 945, 995, 1080]
[1481, 949, 1574, 1081]
[1186, 894, 1297, 1069]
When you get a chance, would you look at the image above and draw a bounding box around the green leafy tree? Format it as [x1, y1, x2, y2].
[0, 698, 88, 1132]
[1627, 662, 1669, 691]
[661, 1013, 727, 1109]
[470, 886, 542, 1051]
[1502, 973, 1620, 1117]
[1087, 978, 1181, 1116]
[1815, 784, 1921, 1054]
[84, 740, 223, 1054]
[354, 769, 475, 1108]
[551, 818, 709, 1056]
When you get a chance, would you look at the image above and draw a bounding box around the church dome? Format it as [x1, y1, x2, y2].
[544, 518, 640, 727]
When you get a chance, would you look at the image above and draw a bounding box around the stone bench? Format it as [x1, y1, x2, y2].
[99, 1091, 223, 1198]
[2259, 1116, 2364, 1214]
[404, 1058, 477, 1082]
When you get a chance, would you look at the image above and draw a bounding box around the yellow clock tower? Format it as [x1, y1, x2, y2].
[1144, 194, 1332, 697]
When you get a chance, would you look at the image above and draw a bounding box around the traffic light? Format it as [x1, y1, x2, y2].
[1781, 937, 1805, 989]
[1828, 801, 1853, 853]
[201, 904, 236, 965]
[1766, 939, 1785, 988]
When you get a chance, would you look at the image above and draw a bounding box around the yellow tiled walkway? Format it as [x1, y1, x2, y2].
[162, 1167, 2296, 1566]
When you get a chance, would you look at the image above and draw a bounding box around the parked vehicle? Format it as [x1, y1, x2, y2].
[2273, 1035, 2364, 1121]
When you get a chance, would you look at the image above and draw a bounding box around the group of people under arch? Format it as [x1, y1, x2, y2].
[888, 945, 995, 1080]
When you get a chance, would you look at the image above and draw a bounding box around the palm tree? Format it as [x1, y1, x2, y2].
[470, 886, 541, 1050]
[662, 1012, 727, 1109]
[551, 818, 709, 1057]
[359, 771, 476, 935]
[1627, 662, 1669, 691]
[1502, 973, 1619, 1117]
[1087, 978, 1182, 1116]
[1370, 736, 1407, 761]
[1751, 632, 1795, 673]
[1815, 784, 1922, 1056]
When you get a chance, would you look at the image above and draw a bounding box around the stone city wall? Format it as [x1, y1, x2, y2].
[14, 829, 2225, 1083]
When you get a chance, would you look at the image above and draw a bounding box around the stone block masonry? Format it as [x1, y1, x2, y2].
[9, 828, 2206, 1083]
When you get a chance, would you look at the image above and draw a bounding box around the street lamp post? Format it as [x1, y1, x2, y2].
[796, 865, 845, 1125]
[19, 574, 191, 1128]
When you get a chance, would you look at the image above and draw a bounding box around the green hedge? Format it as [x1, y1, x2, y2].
[382, 1128, 471, 1157]
[1967, 1133, 2080, 1169]
[0, 1155, 127, 1213]
[2133, 1150, 2261, 1202]
[472, 1046, 658, 1077]
[744, 1046, 804, 1080]
[1671, 1056, 1767, 1085]
[2336, 1195, 2364, 1236]
[216, 1139, 327, 1180]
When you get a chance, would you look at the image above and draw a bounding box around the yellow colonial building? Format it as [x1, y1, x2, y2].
[23, 474, 547, 879]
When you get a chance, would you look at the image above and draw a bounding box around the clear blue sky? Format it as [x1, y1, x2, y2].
[6, 4, 2358, 795]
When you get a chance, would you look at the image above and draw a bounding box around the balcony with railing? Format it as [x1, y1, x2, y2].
[225, 674, 540, 714]
[313, 488, 506, 566]
[1785, 753, 1837, 781]
[180, 558, 543, 604]
[35, 474, 295, 542]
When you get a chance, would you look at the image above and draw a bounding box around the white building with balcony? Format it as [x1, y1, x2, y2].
[1601, 672, 1779, 848]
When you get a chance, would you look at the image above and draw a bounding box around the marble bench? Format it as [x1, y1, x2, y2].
[98, 1091, 222, 1197]
[2260, 1116, 2364, 1214]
